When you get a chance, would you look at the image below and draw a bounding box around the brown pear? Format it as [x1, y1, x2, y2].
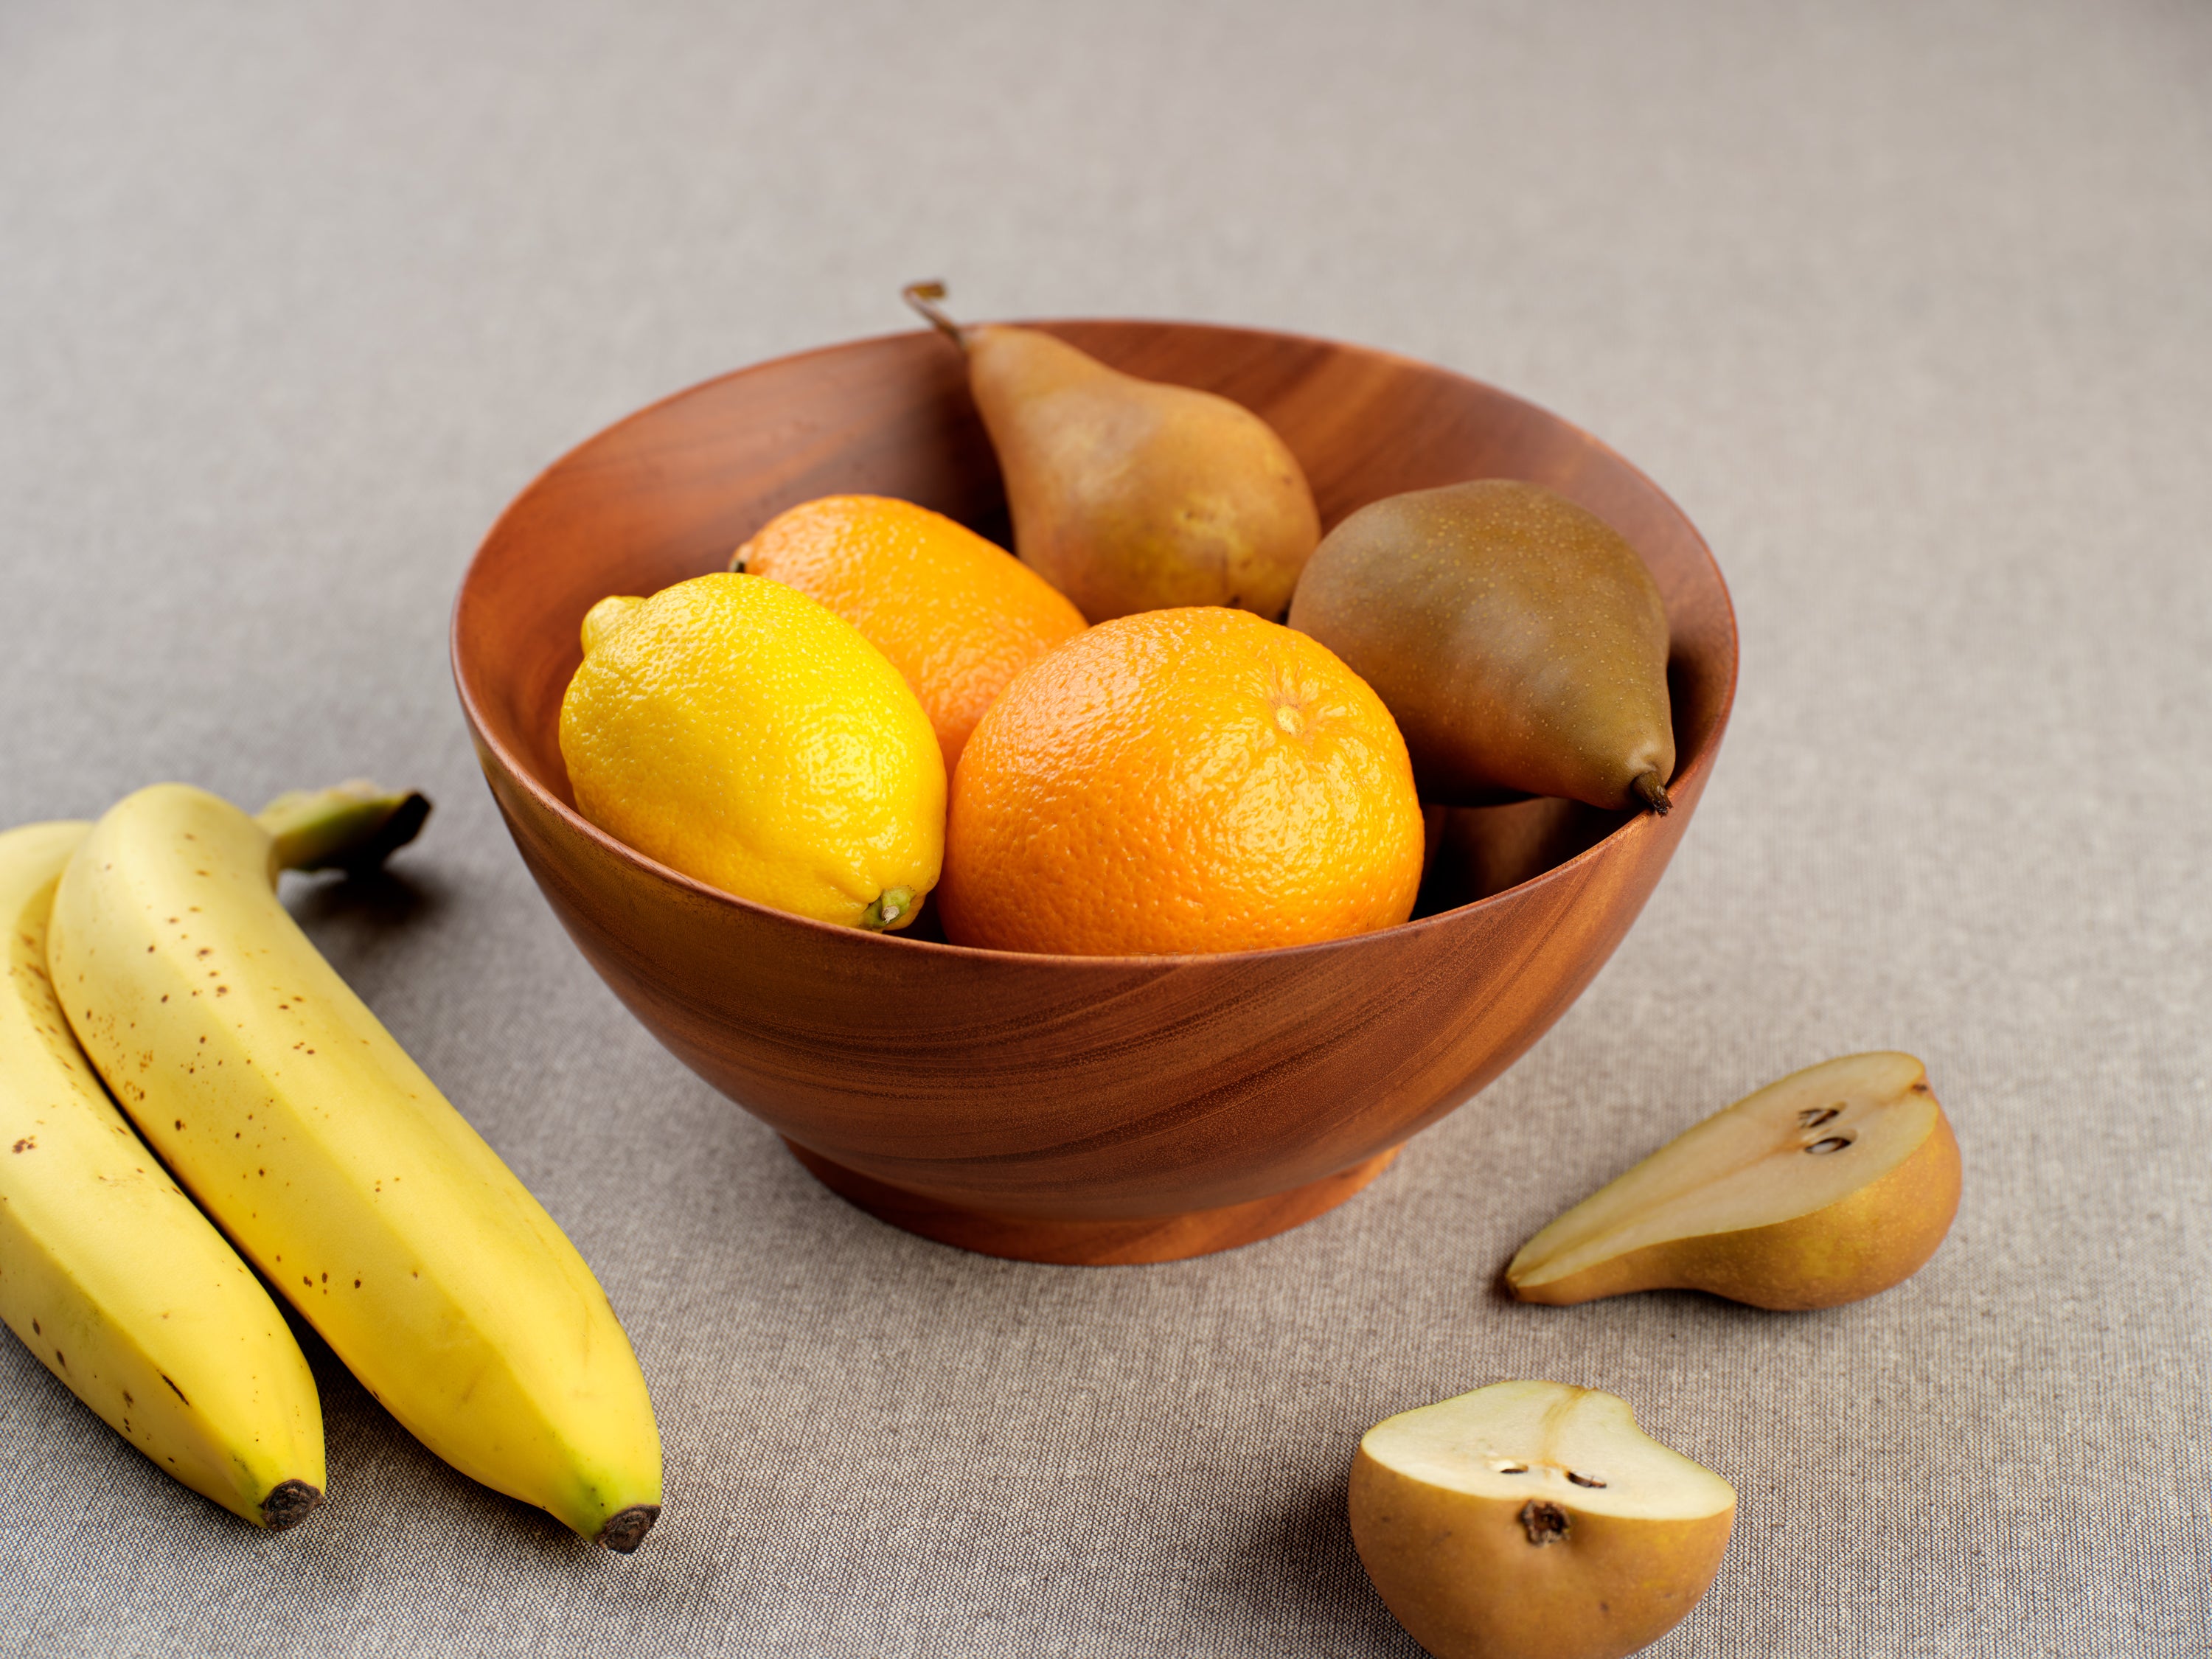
[1350, 1380, 1735, 1659]
[1287, 479, 1674, 813]
[904, 282, 1320, 623]
[1506, 1053, 1963, 1310]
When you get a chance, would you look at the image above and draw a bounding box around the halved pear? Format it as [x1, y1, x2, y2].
[1349, 1380, 1733, 1659]
[1508, 1052, 1961, 1310]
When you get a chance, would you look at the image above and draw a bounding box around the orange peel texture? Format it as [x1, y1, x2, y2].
[938, 606, 1425, 956]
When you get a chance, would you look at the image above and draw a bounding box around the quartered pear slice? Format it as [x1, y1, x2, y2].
[1349, 1380, 1733, 1659]
[1508, 1052, 1961, 1311]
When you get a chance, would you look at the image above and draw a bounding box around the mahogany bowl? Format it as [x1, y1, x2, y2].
[451, 321, 1736, 1265]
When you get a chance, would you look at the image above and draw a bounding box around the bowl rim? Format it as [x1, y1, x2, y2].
[451, 317, 1739, 972]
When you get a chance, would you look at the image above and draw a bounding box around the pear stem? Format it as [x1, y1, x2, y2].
[255, 782, 431, 873]
[1630, 771, 1672, 815]
[902, 280, 967, 350]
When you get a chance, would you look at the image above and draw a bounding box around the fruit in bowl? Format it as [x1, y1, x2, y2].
[1290, 479, 1678, 815]
[729, 493, 1086, 774]
[451, 318, 1736, 1263]
[905, 282, 1321, 623]
[560, 572, 945, 932]
[936, 606, 1425, 955]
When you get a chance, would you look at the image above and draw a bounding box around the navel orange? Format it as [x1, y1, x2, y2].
[732, 494, 1088, 772]
[936, 607, 1425, 956]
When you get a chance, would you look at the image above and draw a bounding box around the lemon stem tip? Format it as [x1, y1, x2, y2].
[860, 886, 918, 931]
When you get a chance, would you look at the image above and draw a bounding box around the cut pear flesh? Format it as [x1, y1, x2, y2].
[1362, 1380, 1734, 1520]
[1508, 1052, 1961, 1310]
[1351, 1380, 1733, 1659]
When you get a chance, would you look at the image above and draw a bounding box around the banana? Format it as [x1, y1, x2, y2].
[47, 784, 663, 1551]
[0, 820, 324, 1529]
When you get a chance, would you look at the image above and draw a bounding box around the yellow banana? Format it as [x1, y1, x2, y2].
[0, 819, 324, 1529]
[47, 784, 662, 1551]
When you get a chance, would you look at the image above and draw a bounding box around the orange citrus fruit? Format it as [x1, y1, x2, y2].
[733, 493, 1088, 772]
[937, 607, 1425, 955]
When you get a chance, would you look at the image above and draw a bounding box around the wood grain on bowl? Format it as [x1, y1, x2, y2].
[452, 321, 1736, 1264]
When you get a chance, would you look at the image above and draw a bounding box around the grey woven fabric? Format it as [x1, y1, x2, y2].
[2, 1, 2208, 1654]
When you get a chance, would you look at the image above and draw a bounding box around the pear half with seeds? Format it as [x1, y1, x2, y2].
[1350, 1380, 1733, 1659]
[1508, 1052, 1961, 1311]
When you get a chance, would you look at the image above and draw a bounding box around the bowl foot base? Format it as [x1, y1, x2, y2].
[781, 1140, 1402, 1265]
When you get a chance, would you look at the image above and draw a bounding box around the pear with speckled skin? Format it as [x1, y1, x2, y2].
[1288, 479, 1674, 813]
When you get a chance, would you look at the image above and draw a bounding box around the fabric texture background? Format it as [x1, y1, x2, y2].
[1, 1, 2207, 1653]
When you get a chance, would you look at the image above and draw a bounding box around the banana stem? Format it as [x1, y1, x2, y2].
[902, 280, 967, 350]
[256, 782, 432, 873]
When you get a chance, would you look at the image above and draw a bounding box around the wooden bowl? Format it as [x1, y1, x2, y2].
[452, 321, 1736, 1265]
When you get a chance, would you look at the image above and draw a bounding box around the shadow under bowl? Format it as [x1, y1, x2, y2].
[452, 320, 1737, 1265]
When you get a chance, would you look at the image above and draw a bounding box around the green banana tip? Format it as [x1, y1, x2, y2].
[257, 782, 432, 874]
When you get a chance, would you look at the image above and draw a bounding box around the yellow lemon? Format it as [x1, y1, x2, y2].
[559, 572, 945, 930]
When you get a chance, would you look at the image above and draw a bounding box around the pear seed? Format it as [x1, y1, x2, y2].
[1805, 1135, 1853, 1155]
[1798, 1105, 1843, 1128]
[1567, 1472, 1607, 1489]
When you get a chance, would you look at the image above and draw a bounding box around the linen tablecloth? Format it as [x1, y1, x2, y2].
[3, 3, 2207, 1652]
